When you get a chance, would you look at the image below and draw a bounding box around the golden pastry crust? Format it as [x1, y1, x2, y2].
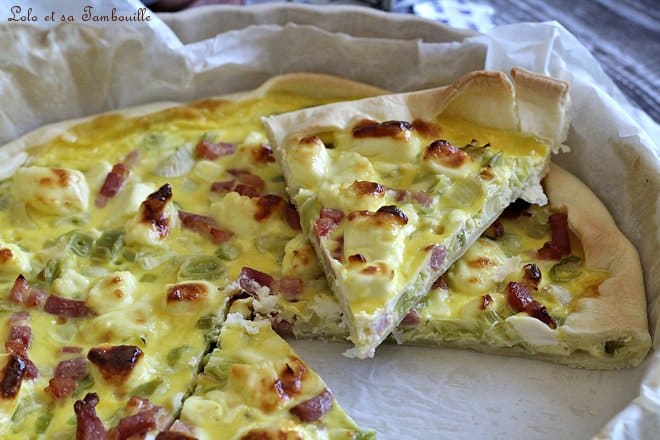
[544, 164, 651, 368]
[0, 73, 386, 180]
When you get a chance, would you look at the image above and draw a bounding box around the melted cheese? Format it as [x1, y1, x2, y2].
[0, 91, 368, 438]
[272, 111, 551, 356]
[86, 271, 137, 314]
[12, 167, 89, 216]
[179, 313, 365, 440]
[0, 243, 30, 274]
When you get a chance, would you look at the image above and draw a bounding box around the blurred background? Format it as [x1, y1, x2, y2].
[145, 0, 659, 122]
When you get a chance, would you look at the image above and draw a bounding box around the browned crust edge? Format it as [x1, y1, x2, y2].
[0, 73, 387, 180]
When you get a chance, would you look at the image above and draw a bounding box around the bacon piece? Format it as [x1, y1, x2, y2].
[506, 281, 533, 311]
[195, 140, 235, 159]
[108, 397, 168, 440]
[9, 275, 45, 307]
[400, 309, 420, 326]
[5, 312, 39, 380]
[270, 318, 294, 335]
[523, 263, 542, 289]
[23, 360, 39, 380]
[352, 119, 412, 139]
[178, 210, 234, 244]
[44, 295, 91, 318]
[424, 140, 471, 168]
[428, 245, 447, 270]
[140, 184, 173, 238]
[505, 282, 557, 329]
[97, 164, 129, 208]
[314, 218, 336, 238]
[6, 325, 31, 355]
[254, 194, 284, 221]
[271, 278, 304, 302]
[0, 354, 26, 399]
[431, 276, 448, 290]
[320, 208, 344, 223]
[238, 267, 274, 293]
[87, 345, 143, 385]
[99, 164, 128, 198]
[484, 220, 504, 240]
[538, 213, 571, 260]
[480, 294, 493, 310]
[251, 144, 275, 164]
[350, 181, 385, 196]
[210, 179, 235, 194]
[283, 203, 302, 231]
[96, 151, 139, 208]
[314, 208, 344, 238]
[60, 346, 83, 354]
[234, 184, 260, 198]
[290, 388, 334, 422]
[26, 289, 46, 308]
[227, 169, 265, 193]
[210, 172, 263, 197]
[47, 377, 76, 399]
[501, 199, 531, 219]
[8, 275, 28, 303]
[167, 283, 208, 303]
[74, 393, 107, 440]
[48, 357, 87, 399]
[55, 357, 87, 379]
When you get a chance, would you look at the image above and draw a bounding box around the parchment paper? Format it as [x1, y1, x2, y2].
[0, 3, 658, 439]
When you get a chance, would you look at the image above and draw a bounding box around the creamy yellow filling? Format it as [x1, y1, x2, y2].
[287, 115, 550, 317]
[422, 205, 609, 326]
[179, 313, 364, 440]
[0, 92, 347, 437]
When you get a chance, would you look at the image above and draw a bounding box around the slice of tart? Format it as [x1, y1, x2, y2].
[243, 165, 651, 369]
[264, 68, 570, 358]
[169, 312, 372, 440]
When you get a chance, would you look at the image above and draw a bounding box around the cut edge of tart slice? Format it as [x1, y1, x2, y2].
[392, 163, 651, 369]
[240, 164, 650, 370]
[264, 68, 570, 358]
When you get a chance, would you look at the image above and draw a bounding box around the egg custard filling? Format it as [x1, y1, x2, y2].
[0, 80, 375, 438]
[177, 312, 371, 440]
[238, 175, 649, 369]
